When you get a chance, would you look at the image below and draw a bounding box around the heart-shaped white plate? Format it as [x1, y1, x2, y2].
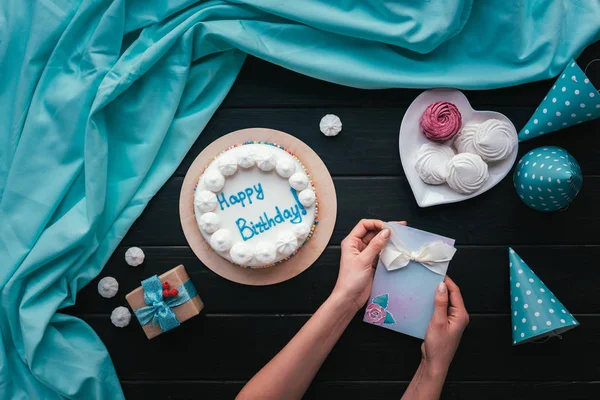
[400, 89, 518, 207]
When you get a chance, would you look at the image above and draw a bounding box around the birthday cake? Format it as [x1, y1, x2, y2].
[193, 142, 318, 268]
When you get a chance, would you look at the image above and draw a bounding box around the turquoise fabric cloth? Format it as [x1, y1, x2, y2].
[1, 0, 599, 398]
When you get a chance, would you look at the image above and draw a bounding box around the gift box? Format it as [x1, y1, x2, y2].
[126, 265, 203, 339]
[363, 223, 456, 339]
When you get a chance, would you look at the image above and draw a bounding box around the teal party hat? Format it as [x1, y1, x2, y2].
[518, 59, 600, 142]
[509, 248, 579, 345]
[513, 146, 582, 211]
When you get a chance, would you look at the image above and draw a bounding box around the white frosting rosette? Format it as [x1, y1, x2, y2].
[255, 149, 277, 171]
[194, 190, 218, 213]
[237, 147, 255, 168]
[199, 212, 220, 233]
[210, 229, 233, 252]
[218, 153, 238, 176]
[289, 172, 309, 191]
[203, 170, 225, 192]
[230, 242, 254, 265]
[414, 143, 455, 185]
[473, 119, 517, 162]
[276, 158, 296, 178]
[446, 153, 489, 194]
[298, 188, 316, 207]
[255, 242, 277, 265]
[453, 124, 479, 155]
[276, 231, 298, 256]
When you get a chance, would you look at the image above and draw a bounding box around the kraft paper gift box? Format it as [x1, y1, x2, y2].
[126, 265, 203, 339]
[363, 223, 456, 339]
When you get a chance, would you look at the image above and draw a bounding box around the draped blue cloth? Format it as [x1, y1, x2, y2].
[0, 0, 598, 398]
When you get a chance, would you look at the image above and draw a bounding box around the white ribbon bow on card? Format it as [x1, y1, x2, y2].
[380, 236, 456, 276]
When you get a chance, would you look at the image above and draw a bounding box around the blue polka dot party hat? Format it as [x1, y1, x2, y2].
[509, 248, 579, 346]
[513, 146, 582, 211]
[518, 59, 600, 142]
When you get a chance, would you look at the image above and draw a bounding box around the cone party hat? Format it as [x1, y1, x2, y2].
[509, 248, 579, 345]
[518, 59, 600, 142]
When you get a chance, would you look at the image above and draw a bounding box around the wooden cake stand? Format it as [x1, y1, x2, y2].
[179, 128, 337, 286]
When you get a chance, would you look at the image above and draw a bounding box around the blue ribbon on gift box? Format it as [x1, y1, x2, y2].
[133, 276, 197, 333]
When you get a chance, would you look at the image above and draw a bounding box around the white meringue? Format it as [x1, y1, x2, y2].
[97, 277, 119, 299]
[255, 242, 277, 265]
[230, 242, 254, 265]
[125, 247, 145, 267]
[255, 150, 277, 171]
[194, 190, 218, 213]
[289, 172, 309, 191]
[203, 170, 225, 192]
[446, 153, 489, 194]
[473, 119, 517, 162]
[320, 114, 342, 137]
[110, 306, 131, 328]
[276, 231, 298, 256]
[298, 189, 316, 207]
[237, 148, 255, 168]
[453, 124, 479, 155]
[199, 212, 220, 233]
[292, 223, 311, 241]
[217, 154, 238, 176]
[276, 158, 296, 178]
[414, 143, 455, 185]
[210, 229, 233, 252]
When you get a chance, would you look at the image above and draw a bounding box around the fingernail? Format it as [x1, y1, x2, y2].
[381, 229, 390, 239]
[437, 282, 446, 293]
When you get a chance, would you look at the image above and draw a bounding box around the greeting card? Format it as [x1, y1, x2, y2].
[363, 223, 456, 339]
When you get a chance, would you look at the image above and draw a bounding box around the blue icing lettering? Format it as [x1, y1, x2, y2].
[255, 183, 264, 200]
[236, 218, 255, 241]
[217, 192, 229, 211]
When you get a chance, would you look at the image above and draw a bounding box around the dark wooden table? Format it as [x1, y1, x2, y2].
[67, 42, 600, 399]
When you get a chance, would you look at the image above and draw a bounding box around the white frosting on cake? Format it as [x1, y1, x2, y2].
[276, 158, 296, 178]
[194, 190, 218, 213]
[255, 149, 277, 171]
[255, 242, 277, 264]
[203, 170, 225, 192]
[218, 153, 238, 176]
[453, 124, 479, 155]
[292, 223, 311, 241]
[276, 231, 298, 256]
[414, 143, 455, 185]
[473, 119, 517, 162]
[194, 143, 317, 267]
[298, 188, 316, 207]
[210, 229, 233, 252]
[230, 242, 254, 265]
[446, 153, 489, 194]
[238, 147, 255, 168]
[199, 212, 220, 233]
[289, 172, 309, 191]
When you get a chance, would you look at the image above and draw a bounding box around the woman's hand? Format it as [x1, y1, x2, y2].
[421, 276, 469, 376]
[332, 219, 406, 312]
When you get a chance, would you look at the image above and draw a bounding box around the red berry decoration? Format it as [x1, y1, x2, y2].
[162, 281, 170, 290]
[170, 288, 179, 297]
[162, 289, 170, 298]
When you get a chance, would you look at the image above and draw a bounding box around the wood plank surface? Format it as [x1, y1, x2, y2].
[81, 314, 595, 381]
[70, 245, 600, 315]
[120, 381, 600, 400]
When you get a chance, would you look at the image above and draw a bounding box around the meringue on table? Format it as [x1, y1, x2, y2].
[414, 143, 455, 185]
[446, 153, 489, 194]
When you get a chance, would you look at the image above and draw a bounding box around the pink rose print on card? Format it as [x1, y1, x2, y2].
[365, 303, 386, 324]
[364, 293, 395, 325]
